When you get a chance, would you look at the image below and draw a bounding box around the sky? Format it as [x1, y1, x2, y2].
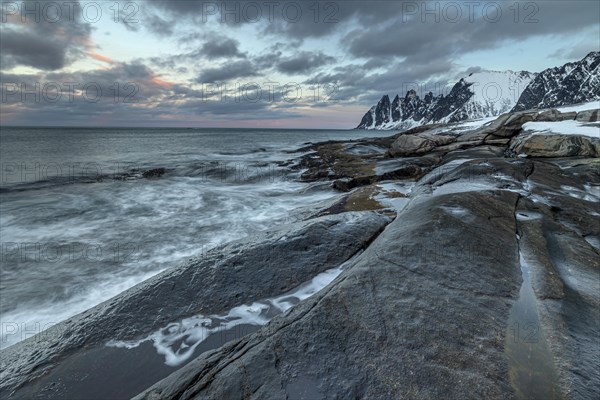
[1, 0, 599, 129]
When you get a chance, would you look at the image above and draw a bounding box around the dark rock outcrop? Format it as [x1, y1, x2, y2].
[136, 161, 524, 400]
[142, 168, 166, 178]
[387, 107, 596, 159]
[389, 133, 455, 157]
[135, 155, 600, 400]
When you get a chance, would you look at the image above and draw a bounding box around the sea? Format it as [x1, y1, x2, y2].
[0, 126, 378, 349]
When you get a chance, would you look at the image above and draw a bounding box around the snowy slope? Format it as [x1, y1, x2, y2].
[445, 71, 535, 121]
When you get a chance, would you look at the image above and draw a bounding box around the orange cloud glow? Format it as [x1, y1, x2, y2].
[150, 75, 173, 88]
[88, 51, 115, 64]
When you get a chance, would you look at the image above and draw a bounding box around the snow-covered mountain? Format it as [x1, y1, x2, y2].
[512, 51, 600, 112]
[357, 70, 536, 130]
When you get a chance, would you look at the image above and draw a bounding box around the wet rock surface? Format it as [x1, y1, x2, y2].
[3, 106, 599, 400]
[137, 154, 599, 400]
[0, 212, 390, 399]
[142, 167, 167, 178]
[135, 107, 598, 399]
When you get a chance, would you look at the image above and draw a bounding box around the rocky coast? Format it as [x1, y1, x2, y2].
[1, 104, 599, 399]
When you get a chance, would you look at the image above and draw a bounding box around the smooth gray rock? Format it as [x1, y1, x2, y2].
[134, 159, 525, 400]
[389, 134, 437, 156]
[535, 109, 577, 122]
[0, 212, 390, 398]
[389, 133, 456, 157]
[509, 133, 600, 157]
[576, 109, 600, 122]
[135, 155, 600, 400]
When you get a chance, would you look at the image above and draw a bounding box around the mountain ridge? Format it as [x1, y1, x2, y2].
[357, 52, 600, 130]
[512, 51, 600, 111]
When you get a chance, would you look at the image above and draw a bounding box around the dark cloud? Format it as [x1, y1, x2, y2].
[550, 38, 600, 61]
[277, 52, 336, 75]
[200, 37, 245, 59]
[2, 0, 598, 128]
[262, 1, 406, 39]
[1, 61, 173, 125]
[343, 1, 600, 63]
[454, 66, 484, 80]
[146, 33, 245, 74]
[145, 0, 209, 16]
[196, 60, 259, 83]
[304, 58, 456, 105]
[145, 13, 175, 36]
[146, 1, 406, 38]
[149, 57, 176, 70]
[0, 0, 92, 71]
[0, 29, 69, 70]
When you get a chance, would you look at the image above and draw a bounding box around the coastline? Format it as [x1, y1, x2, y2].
[2, 105, 599, 399]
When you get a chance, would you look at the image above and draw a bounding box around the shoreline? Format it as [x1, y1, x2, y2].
[2, 105, 599, 399]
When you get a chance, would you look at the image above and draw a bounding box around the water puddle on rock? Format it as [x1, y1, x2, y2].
[505, 250, 562, 400]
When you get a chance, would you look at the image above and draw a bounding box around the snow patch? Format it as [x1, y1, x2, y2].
[556, 101, 600, 113]
[522, 120, 600, 138]
[561, 185, 599, 202]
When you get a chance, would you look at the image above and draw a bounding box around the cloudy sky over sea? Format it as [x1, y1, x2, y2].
[1, 0, 599, 128]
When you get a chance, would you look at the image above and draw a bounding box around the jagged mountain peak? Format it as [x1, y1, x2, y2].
[357, 53, 600, 130]
[582, 51, 600, 65]
[379, 94, 391, 104]
[357, 69, 535, 130]
[512, 52, 600, 112]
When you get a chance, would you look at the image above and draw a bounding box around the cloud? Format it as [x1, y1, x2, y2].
[145, 13, 174, 36]
[277, 52, 336, 75]
[196, 60, 259, 83]
[1, 28, 70, 70]
[0, 61, 259, 125]
[2, 0, 598, 128]
[88, 52, 115, 64]
[342, 1, 600, 63]
[304, 58, 456, 105]
[0, 0, 92, 71]
[549, 35, 600, 61]
[199, 36, 245, 59]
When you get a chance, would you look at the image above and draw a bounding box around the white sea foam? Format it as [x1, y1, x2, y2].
[1, 270, 162, 349]
[432, 180, 498, 196]
[374, 182, 414, 211]
[0, 172, 338, 350]
[107, 264, 347, 366]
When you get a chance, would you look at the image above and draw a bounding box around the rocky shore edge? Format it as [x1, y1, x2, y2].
[1, 105, 599, 399]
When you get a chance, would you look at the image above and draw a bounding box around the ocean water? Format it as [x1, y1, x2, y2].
[0, 126, 378, 349]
